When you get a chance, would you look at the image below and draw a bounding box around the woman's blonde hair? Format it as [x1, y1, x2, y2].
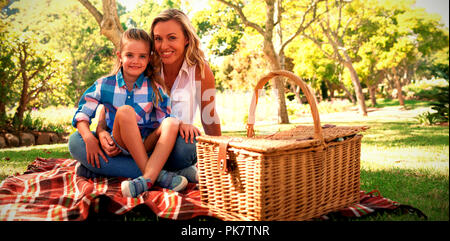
[110, 28, 166, 105]
[150, 9, 207, 79]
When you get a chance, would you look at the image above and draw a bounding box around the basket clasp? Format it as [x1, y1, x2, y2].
[218, 141, 231, 174]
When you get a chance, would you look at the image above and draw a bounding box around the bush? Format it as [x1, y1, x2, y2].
[415, 111, 441, 125]
[404, 79, 448, 101]
[416, 85, 449, 123]
[429, 86, 449, 122]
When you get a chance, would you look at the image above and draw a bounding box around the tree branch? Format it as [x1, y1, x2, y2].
[279, 0, 324, 55]
[302, 33, 333, 59]
[216, 0, 266, 36]
[101, 0, 124, 33]
[78, 0, 103, 26]
[29, 61, 52, 81]
[28, 70, 56, 103]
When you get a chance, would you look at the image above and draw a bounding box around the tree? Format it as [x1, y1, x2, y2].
[77, 0, 124, 49]
[214, 36, 272, 91]
[302, 0, 368, 116]
[12, 33, 65, 128]
[4, 0, 115, 108]
[197, 0, 325, 124]
[122, 0, 181, 31]
[368, 1, 449, 105]
[0, 18, 16, 121]
[50, 3, 115, 104]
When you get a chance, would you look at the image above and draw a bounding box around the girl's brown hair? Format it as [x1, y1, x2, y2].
[150, 9, 207, 80]
[110, 28, 167, 105]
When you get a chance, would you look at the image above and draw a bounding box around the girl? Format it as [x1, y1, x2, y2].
[70, 28, 187, 197]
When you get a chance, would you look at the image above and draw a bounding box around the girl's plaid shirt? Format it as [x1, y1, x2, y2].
[72, 69, 172, 138]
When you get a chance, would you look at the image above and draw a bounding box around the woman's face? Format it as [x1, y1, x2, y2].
[153, 19, 188, 67]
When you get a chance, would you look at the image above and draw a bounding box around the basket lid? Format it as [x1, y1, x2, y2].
[263, 124, 370, 142]
[196, 125, 369, 154]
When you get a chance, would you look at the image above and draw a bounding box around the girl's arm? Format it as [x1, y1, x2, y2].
[199, 63, 222, 136]
[77, 120, 108, 168]
[72, 79, 110, 166]
[96, 106, 121, 157]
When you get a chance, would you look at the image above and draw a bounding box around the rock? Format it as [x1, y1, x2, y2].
[49, 133, 59, 144]
[20, 132, 35, 146]
[35, 132, 51, 145]
[58, 133, 70, 143]
[0, 136, 6, 148]
[4, 133, 20, 147]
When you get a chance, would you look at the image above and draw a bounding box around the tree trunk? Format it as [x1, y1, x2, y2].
[368, 85, 377, 106]
[290, 85, 303, 104]
[78, 0, 123, 49]
[263, 40, 289, 124]
[343, 57, 367, 116]
[325, 79, 335, 99]
[392, 67, 405, 106]
[14, 69, 29, 128]
[340, 83, 355, 104]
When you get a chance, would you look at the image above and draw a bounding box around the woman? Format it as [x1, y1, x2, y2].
[69, 9, 221, 183]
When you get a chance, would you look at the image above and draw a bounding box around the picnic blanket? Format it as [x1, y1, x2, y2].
[0, 158, 426, 221]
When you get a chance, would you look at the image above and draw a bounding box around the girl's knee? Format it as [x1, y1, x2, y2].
[115, 105, 137, 124]
[161, 117, 180, 132]
[116, 105, 136, 118]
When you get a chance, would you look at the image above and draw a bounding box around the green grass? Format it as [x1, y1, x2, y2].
[0, 101, 448, 221]
[367, 98, 430, 109]
[0, 144, 71, 181]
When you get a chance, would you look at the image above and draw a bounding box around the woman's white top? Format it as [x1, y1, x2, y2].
[161, 60, 201, 125]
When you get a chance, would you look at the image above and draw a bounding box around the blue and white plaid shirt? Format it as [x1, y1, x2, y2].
[72, 69, 171, 139]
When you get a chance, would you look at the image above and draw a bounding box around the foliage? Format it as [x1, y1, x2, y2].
[415, 111, 441, 125]
[49, 3, 115, 104]
[0, 12, 70, 128]
[418, 85, 449, 123]
[213, 36, 271, 91]
[1, 110, 69, 134]
[121, 0, 182, 31]
[404, 78, 449, 100]
[193, 1, 244, 56]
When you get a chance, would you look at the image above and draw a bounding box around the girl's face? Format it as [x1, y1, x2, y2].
[153, 19, 189, 67]
[117, 39, 150, 81]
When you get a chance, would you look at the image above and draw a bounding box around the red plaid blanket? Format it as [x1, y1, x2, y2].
[0, 158, 425, 221]
[0, 158, 212, 221]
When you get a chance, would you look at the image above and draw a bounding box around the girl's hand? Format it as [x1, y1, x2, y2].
[84, 134, 108, 168]
[179, 122, 201, 144]
[98, 131, 122, 157]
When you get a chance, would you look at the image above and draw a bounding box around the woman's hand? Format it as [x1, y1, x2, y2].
[84, 134, 108, 168]
[98, 131, 122, 157]
[179, 122, 201, 144]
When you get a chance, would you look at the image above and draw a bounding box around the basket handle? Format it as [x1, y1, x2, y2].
[246, 70, 324, 144]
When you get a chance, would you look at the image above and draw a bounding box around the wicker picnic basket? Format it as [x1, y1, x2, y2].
[196, 70, 369, 221]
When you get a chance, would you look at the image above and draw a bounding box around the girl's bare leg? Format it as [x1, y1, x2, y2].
[112, 105, 148, 173]
[141, 117, 179, 182]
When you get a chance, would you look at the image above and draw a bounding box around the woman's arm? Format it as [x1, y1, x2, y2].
[77, 120, 108, 168]
[199, 63, 221, 136]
